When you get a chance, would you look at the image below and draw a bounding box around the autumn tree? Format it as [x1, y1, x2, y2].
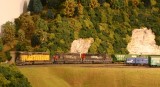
[17, 29, 25, 42]
[1, 22, 15, 45]
[77, 2, 84, 15]
[89, 0, 100, 9]
[17, 14, 36, 39]
[62, 0, 76, 17]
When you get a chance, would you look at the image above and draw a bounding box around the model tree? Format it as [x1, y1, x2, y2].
[1, 22, 15, 45]
[28, 0, 43, 13]
[62, 0, 76, 17]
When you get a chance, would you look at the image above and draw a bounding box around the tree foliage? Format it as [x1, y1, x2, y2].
[16, 13, 36, 39]
[1, 22, 15, 45]
[31, 34, 41, 47]
[18, 29, 25, 42]
[28, 0, 43, 13]
[62, 0, 76, 17]
[2, 0, 160, 56]
[89, 0, 100, 9]
[0, 64, 31, 87]
[35, 17, 48, 31]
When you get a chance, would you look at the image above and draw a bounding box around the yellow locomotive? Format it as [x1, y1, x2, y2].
[14, 52, 52, 65]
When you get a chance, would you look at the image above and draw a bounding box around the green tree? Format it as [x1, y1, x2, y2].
[35, 17, 48, 31]
[16, 42, 28, 51]
[0, 64, 31, 87]
[34, 29, 48, 43]
[110, 0, 125, 9]
[98, 0, 106, 5]
[0, 74, 10, 86]
[89, 38, 101, 53]
[28, 0, 43, 13]
[47, 9, 54, 19]
[31, 34, 41, 47]
[1, 22, 15, 45]
[47, 0, 65, 9]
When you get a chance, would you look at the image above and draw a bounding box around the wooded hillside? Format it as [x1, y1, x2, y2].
[1, 0, 160, 61]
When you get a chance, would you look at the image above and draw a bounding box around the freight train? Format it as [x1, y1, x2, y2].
[12, 51, 160, 67]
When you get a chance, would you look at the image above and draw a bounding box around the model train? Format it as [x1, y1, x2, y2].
[12, 51, 160, 67]
[15, 52, 52, 65]
[53, 53, 112, 64]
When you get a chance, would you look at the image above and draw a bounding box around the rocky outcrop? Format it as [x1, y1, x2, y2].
[70, 38, 94, 53]
[127, 27, 160, 55]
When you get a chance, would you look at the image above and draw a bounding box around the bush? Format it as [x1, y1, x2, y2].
[5, 51, 12, 61]
[0, 64, 31, 87]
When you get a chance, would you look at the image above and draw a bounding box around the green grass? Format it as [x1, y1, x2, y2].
[19, 65, 160, 87]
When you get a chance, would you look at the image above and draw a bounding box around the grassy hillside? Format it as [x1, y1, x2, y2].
[19, 65, 160, 87]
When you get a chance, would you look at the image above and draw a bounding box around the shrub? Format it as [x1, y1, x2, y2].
[0, 64, 31, 87]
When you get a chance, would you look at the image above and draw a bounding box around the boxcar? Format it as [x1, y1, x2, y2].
[126, 54, 149, 65]
[16, 52, 52, 65]
[112, 54, 138, 63]
[135, 58, 148, 65]
[126, 58, 136, 65]
[149, 55, 160, 66]
[112, 54, 126, 62]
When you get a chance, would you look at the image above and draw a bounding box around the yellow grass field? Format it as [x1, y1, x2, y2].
[19, 64, 160, 87]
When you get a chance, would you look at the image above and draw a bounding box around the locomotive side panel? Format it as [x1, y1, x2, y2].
[83, 54, 112, 64]
[16, 52, 52, 65]
[63, 53, 81, 64]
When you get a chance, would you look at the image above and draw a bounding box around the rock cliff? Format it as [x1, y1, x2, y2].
[70, 38, 94, 53]
[127, 27, 160, 54]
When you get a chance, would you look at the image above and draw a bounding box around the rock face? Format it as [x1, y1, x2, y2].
[70, 38, 94, 53]
[127, 27, 160, 54]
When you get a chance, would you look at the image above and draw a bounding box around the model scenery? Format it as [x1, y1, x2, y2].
[1, 0, 160, 87]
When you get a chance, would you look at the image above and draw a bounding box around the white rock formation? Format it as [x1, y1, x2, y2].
[127, 27, 160, 55]
[70, 38, 94, 53]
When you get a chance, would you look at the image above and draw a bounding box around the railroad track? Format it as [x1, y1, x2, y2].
[17, 64, 150, 68]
